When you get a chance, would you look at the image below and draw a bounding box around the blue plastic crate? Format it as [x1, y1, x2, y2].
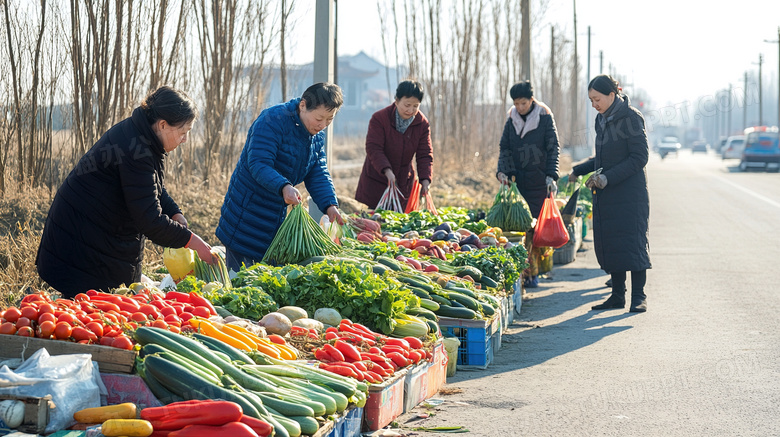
[443, 325, 494, 368]
[326, 406, 363, 437]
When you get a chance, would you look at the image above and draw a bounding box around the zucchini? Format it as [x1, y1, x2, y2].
[288, 415, 320, 436]
[138, 366, 184, 404]
[376, 256, 403, 271]
[266, 408, 302, 437]
[287, 379, 347, 413]
[429, 294, 452, 306]
[276, 388, 327, 416]
[450, 300, 465, 308]
[193, 332, 254, 364]
[443, 283, 478, 299]
[446, 291, 482, 312]
[408, 286, 432, 300]
[426, 320, 441, 336]
[255, 392, 316, 417]
[406, 307, 438, 321]
[134, 327, 224, 377]
[214, 305, 233, 318]
[397, 276, 434, 293]
[480, 275, 500, 289]
[479, 301, 496, 317]
[455, 265, 483, 281]
[419, 298, 440, 311]
[477, 292, 501, 308]
[371, 264, 388, 276]
[435, 304, 478, 319]
[143, 355, 262, 419]
[140, 344, 221, 385]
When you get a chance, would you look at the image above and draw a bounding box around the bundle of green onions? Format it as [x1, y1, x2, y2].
[263, 204, 341, 265]
[193, 249, 232, 289]
[485, 181, 533, 232]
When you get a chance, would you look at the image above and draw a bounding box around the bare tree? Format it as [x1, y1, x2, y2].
[279, 0, 295, 101]
[2, 0, 24, 191]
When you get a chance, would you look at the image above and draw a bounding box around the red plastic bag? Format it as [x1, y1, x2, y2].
[533, 193, 569, 248]
[404, 179, 422, 213]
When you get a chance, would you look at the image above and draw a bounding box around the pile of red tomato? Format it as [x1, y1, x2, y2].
[0, 289, 218, 350]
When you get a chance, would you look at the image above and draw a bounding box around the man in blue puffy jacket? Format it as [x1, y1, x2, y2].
[217, 83, 345, 271]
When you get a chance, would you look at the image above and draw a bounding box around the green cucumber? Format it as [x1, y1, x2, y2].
[266, 408, 302, 437]
[435, 304, 478, 319]
[255, 392, 316, 417]
[138, 364, 184, 404]
[446, 291, 482, 312]
[426, 320, 441, 336]
[477, 292, 501, 308]
[376, 256, 403, 271]
[480, 275, 500, 289]
[455, 265, 483, 281]
[397, 276, 434, 293]
[406, 307, 438, 321]
[276, 388, 327, 416]
[408, 286, 432, 300]
[430, 294, 452, 306]
[419, 298, 440, 311]
[144, 355, 261, 418]
[479, 302, 496, 316]
[372, 264, 389, 275]
[140, 344, 221, 385]
[443, 283, 478, 299]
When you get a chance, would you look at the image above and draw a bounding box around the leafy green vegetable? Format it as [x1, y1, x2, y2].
[233, 259, 417, 334]
[203, 286, 278, 321]
[451, 246, 522, 291]
[174, 275, 203, 293]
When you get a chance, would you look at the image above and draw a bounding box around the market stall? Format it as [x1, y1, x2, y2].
[1, 202, 529, 436]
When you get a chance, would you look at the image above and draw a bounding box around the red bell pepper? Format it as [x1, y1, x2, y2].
[142, 400, 243, 430]
[334, 339, 362, 362]
[169, 422, 260, 437]
[165, 291, 192, 303]
[385, 338, 411, 350]
[239, 415, 274, 437]
[323, 344, 345, 362]
[188, 292, 217, 316]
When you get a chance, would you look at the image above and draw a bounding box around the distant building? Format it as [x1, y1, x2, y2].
[262, 52, 407, 136]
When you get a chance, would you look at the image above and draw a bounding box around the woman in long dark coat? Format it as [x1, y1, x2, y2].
[355, 80, 433, 209]
[571, 74, 651, 312]
[36, 86, 215, 298]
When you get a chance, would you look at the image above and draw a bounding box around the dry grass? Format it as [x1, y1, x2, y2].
[0, 138, 573, 308]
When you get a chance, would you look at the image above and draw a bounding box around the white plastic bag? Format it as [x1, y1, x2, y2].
[0, 348, 105, 433]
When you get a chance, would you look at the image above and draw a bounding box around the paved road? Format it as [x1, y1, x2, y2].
[395, 150, 780, 436]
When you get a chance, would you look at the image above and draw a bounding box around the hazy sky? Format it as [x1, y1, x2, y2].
[290, 0, 780, 108]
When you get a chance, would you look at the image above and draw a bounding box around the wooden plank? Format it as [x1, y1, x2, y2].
[0, 335, 136, 373]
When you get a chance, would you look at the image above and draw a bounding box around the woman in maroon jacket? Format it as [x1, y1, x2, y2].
[355, 80, 433, 209]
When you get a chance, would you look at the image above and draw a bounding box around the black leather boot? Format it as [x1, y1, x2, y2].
[591, 288, 626, 310]
[630, 290, 647, 312]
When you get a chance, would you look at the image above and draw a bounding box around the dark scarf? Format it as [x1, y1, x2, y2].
[394, 107, 414, 134]
[519, 101, 536, 121]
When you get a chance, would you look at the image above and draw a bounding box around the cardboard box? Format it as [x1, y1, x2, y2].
[425, 341, 447, 399]
[0, 336, 136, 374]
[0, 394, 51, 435]
[402, 362, 429, 413]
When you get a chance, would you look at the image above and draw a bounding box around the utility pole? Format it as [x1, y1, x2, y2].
[586, 26, 591, 148]
[759, 54, 763, 125]
[550, 26, 555, 108]
[311, 0, 335, 222]
[599, 50, 603, 74]
[727, 83, 732, 135]
[764, 27, 780, 128]
[744, 72, 748, 128]
[521, 0, 532, 81]
[570, 0, 578, 146]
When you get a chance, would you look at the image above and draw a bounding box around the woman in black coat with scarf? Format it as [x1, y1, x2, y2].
[496, 81, 560, 288]
[571, 74, 651, 312]
[36, 86, 216, 298]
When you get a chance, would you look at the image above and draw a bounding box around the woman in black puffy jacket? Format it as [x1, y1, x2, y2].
[36, 86, 215, 298]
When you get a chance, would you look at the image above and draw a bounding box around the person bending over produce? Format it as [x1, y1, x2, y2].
[36, 86, 216, 298]
[216, 82, 345, 272]
[496, 80, 561, 288]
[570, 74, 651, 312]
[355, 80, 433, 209]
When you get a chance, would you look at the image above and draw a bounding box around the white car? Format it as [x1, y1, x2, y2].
[721, 135, 745, 160]
[657, 136, 681, 157]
